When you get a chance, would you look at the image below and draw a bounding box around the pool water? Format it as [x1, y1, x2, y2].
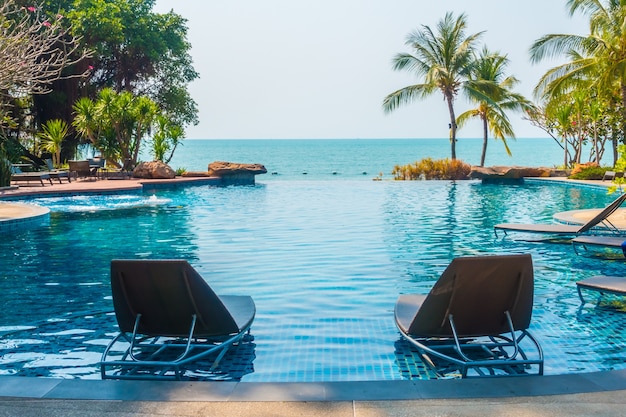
[1, 180, 625, 381]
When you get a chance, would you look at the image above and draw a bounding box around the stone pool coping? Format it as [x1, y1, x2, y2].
[1, 369, 626, 402]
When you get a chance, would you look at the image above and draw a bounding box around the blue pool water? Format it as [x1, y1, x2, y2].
[1, 179, 626, 381]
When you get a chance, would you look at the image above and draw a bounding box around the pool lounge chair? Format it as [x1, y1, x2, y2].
[571, 235, 626, 258]
[394, 254, 544, 378]
[576, 275, 626, 304]
[494, 192, 626, 238]
[10, 165, 53, 186]
[100, 259, 256, 380]
[43, 159, 71, 183]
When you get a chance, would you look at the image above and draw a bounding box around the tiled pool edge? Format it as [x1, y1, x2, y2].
[0, 202, 50, 232]
[1, 369, 626, 401]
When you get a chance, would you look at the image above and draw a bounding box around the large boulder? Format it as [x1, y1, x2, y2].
[470, 166, 552, 181]
[207, 161, 267, 185]
[132, 161, 176, 179]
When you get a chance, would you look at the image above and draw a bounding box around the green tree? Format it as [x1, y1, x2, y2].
[72, 88, 159, 169]
[152, 115, 184, 164]
[38, 119, 69, 167]
[382, 12, 483, 160]
[529, 0, 626, 163]
[67, 0, 199, 126]
[458, 48, 532, 166]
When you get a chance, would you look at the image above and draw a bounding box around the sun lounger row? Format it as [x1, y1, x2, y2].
[101, 255, 545, 380]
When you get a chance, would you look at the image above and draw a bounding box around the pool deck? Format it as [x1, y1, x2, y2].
[2, 175, 626, 416]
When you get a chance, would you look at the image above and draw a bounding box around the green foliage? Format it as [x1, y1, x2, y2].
[67, 0, 199, 126]
[175, 167, 186, 176]
[0, 144, 10, 187]
[38, 119, 69, 166]
[152, 115, 184, 163]
[72, 88, 159, 169]
[567, 165, 608, 180]
[392, 158, 471, 180]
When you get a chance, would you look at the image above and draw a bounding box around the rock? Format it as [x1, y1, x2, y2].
[207, 161, 267, 185]
[132, 161, 176, 179]
[470, 166, 552, 181]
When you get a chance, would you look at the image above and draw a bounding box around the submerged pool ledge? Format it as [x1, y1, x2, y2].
[2, 369, 626, 402]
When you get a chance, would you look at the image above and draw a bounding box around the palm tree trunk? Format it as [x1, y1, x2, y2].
[480, 117, 488, 167]
[446, 94, 457, 160]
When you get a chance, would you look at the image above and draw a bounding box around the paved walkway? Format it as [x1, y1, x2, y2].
[2, 175, 626, 416]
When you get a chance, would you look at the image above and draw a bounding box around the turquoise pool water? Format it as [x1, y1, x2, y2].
[1, 180, 625, 381]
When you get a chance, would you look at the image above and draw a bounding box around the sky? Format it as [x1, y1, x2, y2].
[153, 1, 589, 140]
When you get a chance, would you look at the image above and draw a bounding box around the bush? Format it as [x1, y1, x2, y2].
[568, 163, 608, 180]
[392, 158, 471, 180]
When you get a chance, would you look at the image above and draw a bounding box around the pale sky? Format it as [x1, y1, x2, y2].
[153, 1, 588, 140]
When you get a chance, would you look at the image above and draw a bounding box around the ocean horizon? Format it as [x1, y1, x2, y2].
[163, 138, 572, 181]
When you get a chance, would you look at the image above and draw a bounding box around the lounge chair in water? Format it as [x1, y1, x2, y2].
[571, 235, 626, 258]
[394, 254, 544, 378]
[100, 259, 256, 380]
[494, 192, 626, 238]
[576, 275, 626, 304]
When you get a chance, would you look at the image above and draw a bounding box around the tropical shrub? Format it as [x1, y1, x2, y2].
[38, 119, 68, 166]
[392, 158, 471, 180]
[568, 162, 607, 180]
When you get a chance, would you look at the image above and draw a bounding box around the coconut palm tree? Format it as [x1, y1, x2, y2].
[457, 48, 532, 166]
[38, 119, 69, 167]
[529, 0, 626, 162]
[382, 12, 483, 160]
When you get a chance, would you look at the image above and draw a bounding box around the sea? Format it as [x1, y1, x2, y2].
[163, 138, 569, 181]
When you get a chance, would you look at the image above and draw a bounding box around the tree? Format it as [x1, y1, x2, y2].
[38, 119, 68, 166]
[458, 48, 532, 166]
[382, 12, 483, 159]
[152, 115, 184, 164]
[529, 0, 626, 164]
[0, 1, 90, 100]
[72, 88, 159, 169]
[66, 0, 199, 126]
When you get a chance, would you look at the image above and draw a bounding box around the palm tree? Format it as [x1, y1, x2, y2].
[457, 48, 532, 166]
[529, 0, 626, 163]
[38, 119, 69, 167]
[382, 12, 483, 160]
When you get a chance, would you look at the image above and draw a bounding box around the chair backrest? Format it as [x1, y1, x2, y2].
[10, 165, 21, 174]
[110, 260, 239, 337]
[408, 254, 534, 338]
[578, 192, 626, 234]
[45, 159, 54, 171]
[68, 160, 91, 175]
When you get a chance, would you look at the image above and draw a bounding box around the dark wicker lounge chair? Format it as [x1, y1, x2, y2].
[394, 254, 543, 378]
[100, 259, 256, 380]
[494, 193, 626, 238]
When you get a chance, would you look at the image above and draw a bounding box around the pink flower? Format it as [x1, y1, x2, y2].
[42, 21, 51, 27]
[88, 65, 94, 70]
[56, 14, 63, 20]
[27, 6, 36, 12]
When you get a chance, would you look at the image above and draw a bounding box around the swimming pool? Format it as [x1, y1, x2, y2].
[1, 180, 625, 381]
